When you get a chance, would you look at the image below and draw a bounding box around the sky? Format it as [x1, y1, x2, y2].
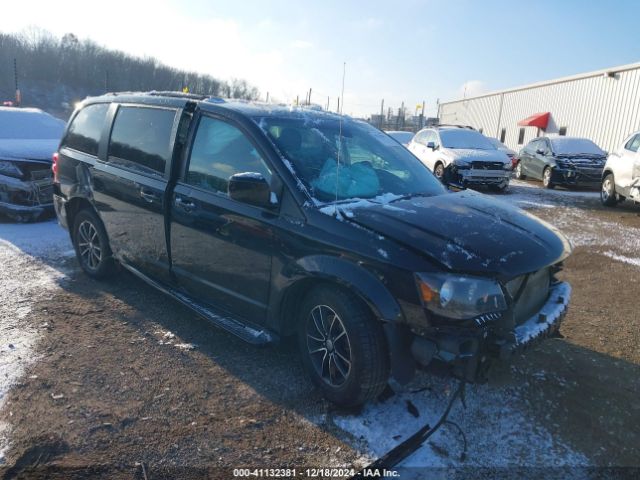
[1, 0, 639, 117]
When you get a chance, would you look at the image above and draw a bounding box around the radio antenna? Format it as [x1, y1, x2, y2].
[334, 61, 346, 216]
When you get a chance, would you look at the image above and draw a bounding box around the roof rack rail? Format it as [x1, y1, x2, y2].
[435, 123, 476, 130]
[147, 91, 208, 100]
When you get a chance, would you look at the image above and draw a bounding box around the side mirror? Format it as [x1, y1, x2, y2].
[536, 148, 546, 155]
[427, 141, 436, 150]
[228, 172, 274, 208]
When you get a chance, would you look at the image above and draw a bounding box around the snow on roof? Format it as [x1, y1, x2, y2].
[440, 129, 496, 150]
[548, 137, 604, 155]
[0, 107, 65, 140]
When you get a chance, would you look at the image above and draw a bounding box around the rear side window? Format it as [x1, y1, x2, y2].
[63, 103, 109, 156]
[625, 134, 640, 152]
[108, 106, 177, 176]
[186, 116, 272, 195]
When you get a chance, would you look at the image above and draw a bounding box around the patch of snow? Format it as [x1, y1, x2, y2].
[602, 251, 640, 268]
[334, 374, 588, 469]
[0, 220, 71, 463]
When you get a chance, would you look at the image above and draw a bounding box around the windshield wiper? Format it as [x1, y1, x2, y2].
[389, 192, 434, 203]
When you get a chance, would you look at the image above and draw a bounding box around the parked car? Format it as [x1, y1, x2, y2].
[486, 137, 517, 166]
[408, 125, 512, 191]
[515, 136, 606, 189]
[601, 131, 640, 206]
[54, 92, 572, 406]
[385, 130, 414, 147]
[0, 107, 65, 221]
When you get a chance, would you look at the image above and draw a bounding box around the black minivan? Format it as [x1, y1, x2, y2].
[53, 92, 572, 406]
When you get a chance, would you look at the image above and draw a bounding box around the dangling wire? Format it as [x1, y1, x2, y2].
[334, 62, 346, 216]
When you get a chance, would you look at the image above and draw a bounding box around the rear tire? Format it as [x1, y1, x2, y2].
[514, 161, 525, 180]
[601, 173, 617, 207]
[298, 285, 389, 407]
[434, 163, 445, 182]
[72, 209, 115, 279]
[542, 167, 555, 189]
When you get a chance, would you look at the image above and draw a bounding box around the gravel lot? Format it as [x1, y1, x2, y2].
[0, 179, 639, 478]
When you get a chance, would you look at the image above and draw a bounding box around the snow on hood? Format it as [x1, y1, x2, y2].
[444, 148, 511, 165]
[0, 139, 59, 163]
[342, 190, 571, 278]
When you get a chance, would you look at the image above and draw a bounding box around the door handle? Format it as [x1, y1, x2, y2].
[140, 188, 160, 202]
[175, 196, 196, 212]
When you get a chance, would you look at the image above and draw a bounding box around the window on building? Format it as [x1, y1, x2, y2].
[186, 116, 272, 195]
[559, 127, 567, 136]
[518, 128, 525, 145]
[108, 106, 177, 176]
[63, 103, 109, 156]
[500, 128, 506, 143]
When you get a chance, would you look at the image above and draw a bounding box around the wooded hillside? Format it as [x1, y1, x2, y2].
[0, 28, 259, 118]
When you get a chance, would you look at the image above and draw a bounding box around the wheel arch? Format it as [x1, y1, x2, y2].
[602, 168, 614, 181]
[275, 255, 404, 336]
[65, 196, 99, 240]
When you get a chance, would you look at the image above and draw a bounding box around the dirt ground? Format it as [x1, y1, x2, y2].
[0, 179, 639, 479]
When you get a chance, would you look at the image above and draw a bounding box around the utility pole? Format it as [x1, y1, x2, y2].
[400, 101, 405, 129]
[296, 95, 299, 106]
[326, 96, 330, 110]
[104, 70, 109, 92]
[14, 58, 21, 106]
[308, 88, 312, 105]
[337, 97, 340, 113]
[420, 100, 425, 128]
[380, 99, 384, 129]
[266, 91, 269, 103]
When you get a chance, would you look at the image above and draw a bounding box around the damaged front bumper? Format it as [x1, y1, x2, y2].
[450, 166, 511, 186]
[410, 281, 571, 382]
[552, 167, 602, 187]
[0, 172, 54, 218]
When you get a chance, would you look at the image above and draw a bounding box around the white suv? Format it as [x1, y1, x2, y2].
[601, 131, 640, 206]
[408, 125, 512, 191]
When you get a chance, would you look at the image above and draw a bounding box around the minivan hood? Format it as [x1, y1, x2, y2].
[346, 191, 570, 278]
[0, 139, 58, 163]
[444, 148, 510, 165]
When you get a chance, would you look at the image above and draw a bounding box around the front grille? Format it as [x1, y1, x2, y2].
[30, 169, 52, 181]
[510, 268, 551, 325]
[471, 161, 504, 170]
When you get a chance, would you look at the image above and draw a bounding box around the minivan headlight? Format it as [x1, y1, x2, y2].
[0, 160, 24, 179]
[416, 273, 507, 320]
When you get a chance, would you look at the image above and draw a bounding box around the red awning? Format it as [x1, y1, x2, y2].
[517, 112, 550, 129]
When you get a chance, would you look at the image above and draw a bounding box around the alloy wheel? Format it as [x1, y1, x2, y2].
[601, 177, 613, 202]
[77, 220, 102, 270]
[515, 162, 522, 179]
[306, 305, 352, 387]
[543, 168, 552, 187]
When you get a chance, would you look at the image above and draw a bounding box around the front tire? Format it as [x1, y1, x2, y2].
[601, 173, 617, 207]
[434, 162, 445, 182]
[489, 182, 509, 193]
[514, 161, 525, 180]
[542, 166, 555, 189]
[72, 209, 115, 279]
[298, 285, 390, 407]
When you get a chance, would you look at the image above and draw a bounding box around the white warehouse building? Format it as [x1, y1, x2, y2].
[438, 62, 640, 153]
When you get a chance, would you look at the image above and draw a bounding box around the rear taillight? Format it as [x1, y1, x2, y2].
[52, 152, 59, 182]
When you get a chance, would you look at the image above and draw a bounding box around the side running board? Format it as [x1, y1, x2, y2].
[120, 263, 275, 345]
